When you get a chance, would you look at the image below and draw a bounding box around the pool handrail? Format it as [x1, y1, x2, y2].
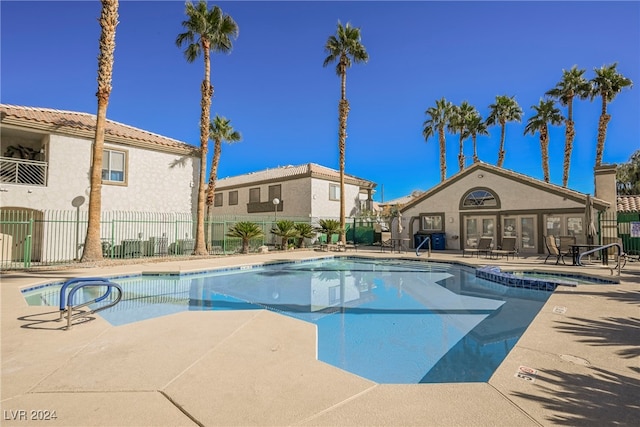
[58, 277, 123, 329]
[416, 236, 431, 257]
[577, 242, 623, 275]
[59, 277, 114, 313]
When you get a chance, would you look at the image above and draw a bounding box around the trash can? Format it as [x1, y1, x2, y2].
[414, 233, 430, 249]
[430, 233, 446, 250]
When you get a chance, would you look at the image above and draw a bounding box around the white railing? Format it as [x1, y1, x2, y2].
[0, 156, 47, 186]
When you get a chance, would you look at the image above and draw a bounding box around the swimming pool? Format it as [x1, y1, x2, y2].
[22, 257, 552, 384]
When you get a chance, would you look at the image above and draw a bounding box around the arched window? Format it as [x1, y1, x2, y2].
[461, 189, 499, 208]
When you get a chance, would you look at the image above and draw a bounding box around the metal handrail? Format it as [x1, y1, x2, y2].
[416, 236, 431, 257]
[58, 277, 123, 330]
[577, 243, 624, 276]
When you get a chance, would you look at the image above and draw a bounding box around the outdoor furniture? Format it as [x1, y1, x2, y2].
[490, 236, 518, 260]
[462, 237, 492, 258]
[544, 235, 568, 265]
[380, 232, 393, 252]
[558, 235, 576, 255]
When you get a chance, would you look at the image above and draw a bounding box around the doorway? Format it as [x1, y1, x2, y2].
[502, 215, 537, 254]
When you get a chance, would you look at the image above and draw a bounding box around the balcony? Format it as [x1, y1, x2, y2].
[0, 156, 48, 186]
[247, 200, 284, 214]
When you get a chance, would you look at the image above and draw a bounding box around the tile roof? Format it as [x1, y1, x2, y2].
[216, 163, 376, 189]
[617, 195, 640, 212]
[0, 104, 196, 155]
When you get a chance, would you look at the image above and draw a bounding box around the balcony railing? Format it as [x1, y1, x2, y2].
[0, 156, 48, 186]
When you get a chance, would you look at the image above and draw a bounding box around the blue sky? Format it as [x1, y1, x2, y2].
[2, 1, 638, 202]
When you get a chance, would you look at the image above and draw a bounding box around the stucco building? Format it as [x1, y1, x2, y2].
[210, 163, 376, 222]
[396, 162, 612, 254]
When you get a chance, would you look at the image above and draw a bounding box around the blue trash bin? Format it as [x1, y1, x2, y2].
[430, 233, 446, 250]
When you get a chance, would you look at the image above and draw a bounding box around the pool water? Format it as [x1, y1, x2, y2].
[22, 258, 551, 384]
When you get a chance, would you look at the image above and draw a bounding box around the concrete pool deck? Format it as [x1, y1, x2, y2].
[1, 248, 639, 426]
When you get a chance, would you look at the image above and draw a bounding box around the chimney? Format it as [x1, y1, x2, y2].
[594, 164, 617, 213]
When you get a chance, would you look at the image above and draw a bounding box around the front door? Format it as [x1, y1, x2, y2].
[502, 215, 537, 254]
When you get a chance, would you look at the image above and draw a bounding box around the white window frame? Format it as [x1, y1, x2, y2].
[102, 148, 127, 185]
[329, 184, 340, 201]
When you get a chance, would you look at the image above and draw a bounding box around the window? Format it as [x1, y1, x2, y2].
[421, 214, 443, 231]
[329, 184, 340, 201]
[229, 190, 238, 205]
[249, 187, 260, 203]
[268, 184, 281, 201]
[214, 193, 223, 207]
[102, 149, 126, 183]
[462, 189, 498, 208]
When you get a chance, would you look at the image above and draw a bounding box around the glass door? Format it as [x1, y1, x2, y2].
[465, 216, 495, 248]
[502, 216, 537, 253]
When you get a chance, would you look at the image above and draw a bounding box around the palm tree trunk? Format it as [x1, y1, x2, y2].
[193, 46, 213, 256]
[540, 126, 550, 182]
[338, 66, 349, 245]
[562, 120, 575, 187]
[497, 122, 506, 167]
[472, 135, 478, 163]
[595, 97, 610, 167]
[81, 0, 118, 263]
[458, 133, 464, 171]
[206, 139, 222, 206]
[438, 126, 446, 181]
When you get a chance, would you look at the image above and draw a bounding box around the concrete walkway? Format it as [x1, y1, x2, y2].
[1, 248, 638, 426]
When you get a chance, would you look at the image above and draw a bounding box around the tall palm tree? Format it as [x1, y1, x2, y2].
[524, 99, 564, 183]
[423, 97, 454, 181]
[226, 221, 264, 254]
[486, 95, 523, 168]
[176, 0, 238, 256]
[465, 113, 489, 163]
[81, 0, 119, 263]
[546, 65, 591, 187]
[448, 101, 476, 171]
[206, 115, 241, 209]
[323, 21, 368, 245]
[590, 63, 633, 167]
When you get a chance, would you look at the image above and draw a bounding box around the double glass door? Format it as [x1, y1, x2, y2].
[502, 216, 537, 253]
[465, 217, 495, 248]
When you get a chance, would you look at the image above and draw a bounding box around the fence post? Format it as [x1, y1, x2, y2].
[24, 217, 33, 268]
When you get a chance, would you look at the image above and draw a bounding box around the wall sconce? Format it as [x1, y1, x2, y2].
[449, 217, 454, 223]
[477, 174, 484, 178]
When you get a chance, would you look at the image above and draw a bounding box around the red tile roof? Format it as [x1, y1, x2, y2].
[0, 104, 197, 155]
[617, 195, 640, 212]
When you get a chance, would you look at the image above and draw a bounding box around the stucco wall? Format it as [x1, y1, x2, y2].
[1, 133, 198, 213]
[310, 178, 363, 219]
[401, 168, 588, 250]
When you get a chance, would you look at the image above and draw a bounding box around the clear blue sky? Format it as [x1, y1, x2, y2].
[2, 1, 638, 202]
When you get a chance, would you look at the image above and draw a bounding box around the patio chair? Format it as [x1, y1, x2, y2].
[544, 235, 567, 265]
[490, 236, 518, 260]
[462, 236, 492, 258]
[558, 235, 576, 256]
[380, 231, 392, 252]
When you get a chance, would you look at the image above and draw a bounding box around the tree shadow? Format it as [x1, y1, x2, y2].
[553, 288, 639, 306]
[511, 366, 640, 426]
[554, 316, 640, 359]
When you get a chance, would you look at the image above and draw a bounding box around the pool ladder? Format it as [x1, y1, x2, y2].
[577, 242, 624, 275]
[58, 277, 123, 330]
[415, 236, 432, 257]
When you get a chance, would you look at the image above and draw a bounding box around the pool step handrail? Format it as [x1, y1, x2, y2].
[577, 242, 623, 275]
[416, 236, 431, 257]
[58, 277, 123, 330]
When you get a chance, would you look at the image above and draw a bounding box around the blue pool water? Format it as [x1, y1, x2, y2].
[22, 257, 553, 384]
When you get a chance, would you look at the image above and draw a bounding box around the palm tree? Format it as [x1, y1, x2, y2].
[486, 95, 523, 167]
[206, 115, 241, 210]
[323, 21, 368, 245]
[176, 1, 238, 256]
[294, 223, 316, 248]
[524, 99, 564, 183]
[546, 66, 591, 187]
[317, 218, 342, 245]
[590, 63, 633, 167]
[465, 113, 489, 163]
[271, 220, 299, 250]
[226, 221, 264, 254]
[81, 0, 119, 263]
[423, 97, 454, 181]
[448, 101, 477, 171]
